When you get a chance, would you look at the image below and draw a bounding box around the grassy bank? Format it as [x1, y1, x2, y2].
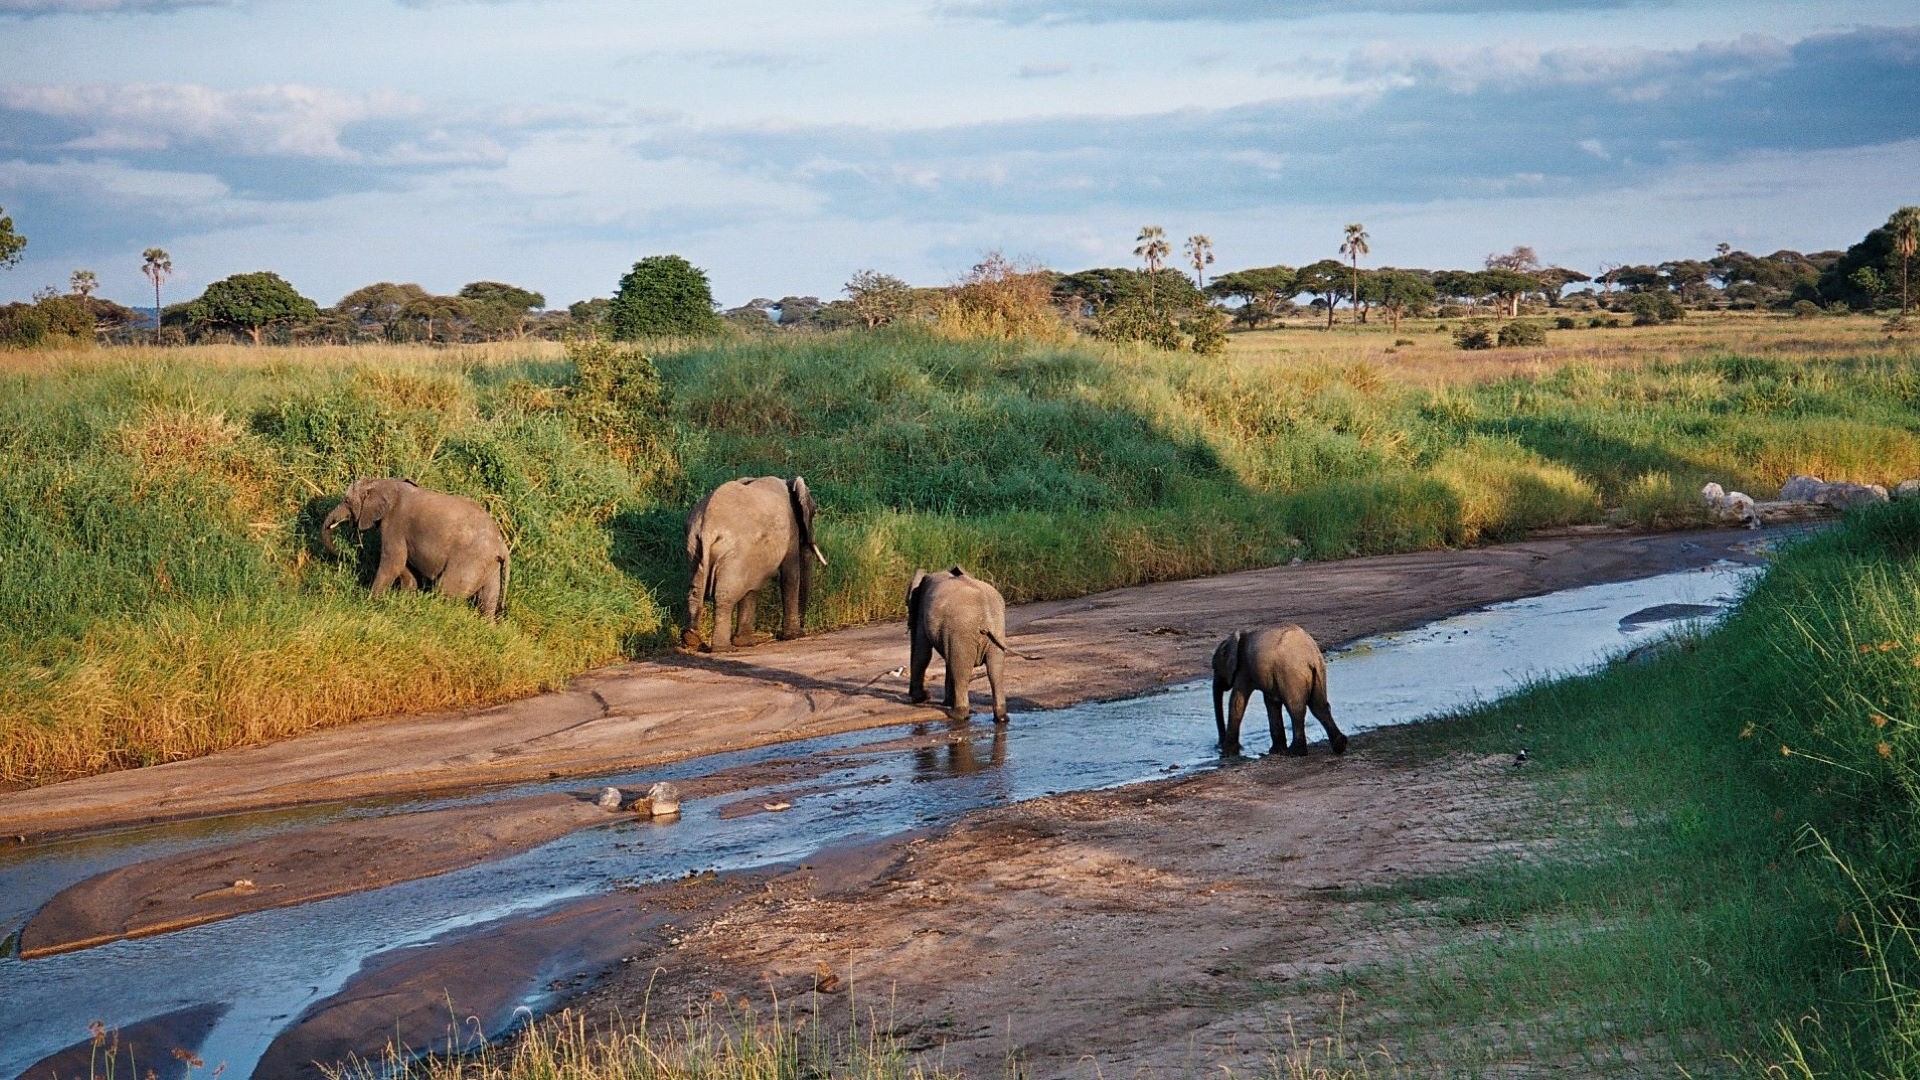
[1301, 500, 1920, 1074]
[3, 320, 1918, 786]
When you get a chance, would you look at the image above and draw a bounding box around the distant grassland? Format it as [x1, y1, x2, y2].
[3, 315, 1918, 786]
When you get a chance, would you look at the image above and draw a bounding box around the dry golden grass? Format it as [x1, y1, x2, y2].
[1223, 310, 1903, 388]
[0, 339, 568, 375]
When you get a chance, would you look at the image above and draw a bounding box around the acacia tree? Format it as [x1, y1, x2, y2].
[1184, 235, 1214, 288]
[1296, 259, 1349, 330]
[1364, 270, 1437, 332]
[611, 255, 722, 339]
[1340, 223, 1370, 323]
[142, 248, 172, 343]
[459, 281, 545, 340]
[844, 269, 913, 328]
[187, 271, 318, 345]
[1206, 265, 1296, 328]
[337, 282, 430, 341]
[0, 206, 24, 270]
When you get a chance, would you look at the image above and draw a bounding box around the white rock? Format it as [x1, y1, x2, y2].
[645, 781, 681, 817]
[1894, 479, 1920, 500]
[596, 786, 623, 811]
[1700, 482, 1726, 504]
[1778, 475, 1825, 502]
[1813, 482, 1890, 508]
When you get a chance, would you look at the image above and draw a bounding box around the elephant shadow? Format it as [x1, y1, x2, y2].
[652, 652, 909, 706]
[662, 653, 1048, 719]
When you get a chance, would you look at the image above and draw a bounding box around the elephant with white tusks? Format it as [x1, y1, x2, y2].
[683, 475, 827, 652]
[907, 566, 1013, 724]
[1212, 625, 1348, 756]
[320, 478, 511, 619]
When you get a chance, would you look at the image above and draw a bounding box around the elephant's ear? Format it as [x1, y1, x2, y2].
[907, 569, 930, 625]
[1212, 634, 1239, 686]
[354, 480, 397, 531]
[789, 476, 825, 564]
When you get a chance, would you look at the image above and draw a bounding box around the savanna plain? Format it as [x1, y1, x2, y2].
[8, 312, 1920, 1078]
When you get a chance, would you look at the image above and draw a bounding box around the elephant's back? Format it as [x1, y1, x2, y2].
[1248, 623, 1325, 673]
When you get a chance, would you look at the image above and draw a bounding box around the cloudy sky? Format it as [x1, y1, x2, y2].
[1, 0, 1915, 311]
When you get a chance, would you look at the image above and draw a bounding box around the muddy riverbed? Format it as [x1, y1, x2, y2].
[0, 526, 1786, 1079]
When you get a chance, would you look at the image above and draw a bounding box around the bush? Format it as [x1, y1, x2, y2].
[561, 338, 678, 488]
[936, 253, 1065, 342]
[1587, 315, 1622, 329]
[610, 255, 723, 339]
[1181, 308, 1229, 356]
[1555, 316, 1578, 330]
[1791, 300, 1823, 319]
[1628, 291, 1685, 326]
[1453, 321, 1496, 350]
[1497, 321, 1547, 347]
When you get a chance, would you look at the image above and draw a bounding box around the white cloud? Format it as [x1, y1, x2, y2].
[0, 0, 229, 15]
[0, 83, 423, 159]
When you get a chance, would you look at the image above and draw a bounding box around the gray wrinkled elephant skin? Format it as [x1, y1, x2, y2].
[906, 566, 1012, 724]
[320, 477, 511, 619]
[1212, 625, 1348, 756]
[684, 476, 826, 652]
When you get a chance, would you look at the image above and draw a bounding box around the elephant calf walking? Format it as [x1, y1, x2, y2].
[1212, 625, 1348, 755]
[320, 478, 511, 619]
[907, 566, 1012, 723]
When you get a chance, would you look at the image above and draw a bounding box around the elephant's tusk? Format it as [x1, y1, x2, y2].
[811, 543, 829, 567]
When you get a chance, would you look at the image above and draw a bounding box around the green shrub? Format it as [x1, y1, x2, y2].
[1453, 321, 1496, 350]
[1497, 321, 1547, 347]
[1555, 316, 1578, 330]
[1791, 299, 1823, 319]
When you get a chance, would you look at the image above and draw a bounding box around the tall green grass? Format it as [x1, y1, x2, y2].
[4, 329, 1920, 785]
[1309, 500, 1920, 1074]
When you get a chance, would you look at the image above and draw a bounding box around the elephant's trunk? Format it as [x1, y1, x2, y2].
[320, 502, 352, 556]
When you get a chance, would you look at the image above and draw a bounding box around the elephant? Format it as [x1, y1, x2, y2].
[683, 475, 827, 652]
[907, 566, 1012, 723]
[1212, 625, 1348, 756]
[320, 478, 511, 619]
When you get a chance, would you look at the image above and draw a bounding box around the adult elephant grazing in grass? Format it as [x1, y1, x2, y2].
[907, 566, 1012, 724]
[683, 476, 826, 652]
[320, 478, 511, 620]
[1212, 625, 1348, 756]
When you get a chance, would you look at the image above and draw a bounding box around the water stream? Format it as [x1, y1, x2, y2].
[0, 561, 1758, 1077]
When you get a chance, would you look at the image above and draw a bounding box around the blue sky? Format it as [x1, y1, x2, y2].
[1, 0, 1915, 310]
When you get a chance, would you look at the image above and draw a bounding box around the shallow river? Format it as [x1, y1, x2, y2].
[0, 561, 1758, 1078]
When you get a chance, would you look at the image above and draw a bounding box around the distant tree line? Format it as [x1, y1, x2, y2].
[2, 206, 1916, 350]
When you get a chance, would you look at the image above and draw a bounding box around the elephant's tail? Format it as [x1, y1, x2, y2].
[982, 627, 1042, 661]
[689, 532, 717, 603]
[498, 551, 511, 616]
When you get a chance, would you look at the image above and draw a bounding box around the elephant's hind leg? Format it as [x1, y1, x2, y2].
[984, 643, 1008, 724]
[473, 565, 504, 620]
[733, 591, 767, 647]
[908, 636, 932, 705]
[1310, 685, 1348, 754]
[1266, 694, 1308, 755]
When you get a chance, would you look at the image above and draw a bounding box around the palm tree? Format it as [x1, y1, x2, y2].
[1339, 223, 1370, 324]
[141, 248, 172, 343]
[1891, 207, 1920, 314]
[69, 269, 97, 299]
[1135, 225, 1169, 304]
[1185, 235, 1214, 288]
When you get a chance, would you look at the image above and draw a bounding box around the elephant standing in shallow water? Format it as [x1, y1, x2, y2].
[1212, 625, 1348, 755]
[320, 478, 511, 619]
[907, 566, 1012, 723]
[684, 476, 827, 652]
